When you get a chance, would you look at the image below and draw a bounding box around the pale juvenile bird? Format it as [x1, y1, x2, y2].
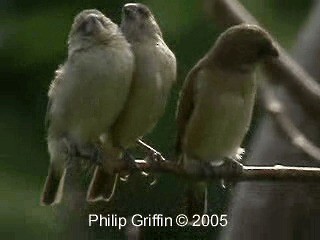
[176, 24, 279, 216]
[87, 3, 176, 201]
[41, 9, 134, 205]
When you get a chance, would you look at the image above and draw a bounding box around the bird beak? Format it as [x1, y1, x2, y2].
[83, 14, 100, 34]
[123, 4, 137, 19]
[269, 44, 279, 58]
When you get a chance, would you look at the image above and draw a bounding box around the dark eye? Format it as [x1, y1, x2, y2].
[257, 41, 273, 58]
[137, 7, 149, 17]
[77, 15, 101, 35]
[78, 20, 89, 34]
[97, 17, 107, 27]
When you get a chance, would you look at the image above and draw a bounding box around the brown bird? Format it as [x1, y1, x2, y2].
[41, 9, 134, 205]
[176, 24, 279, 217]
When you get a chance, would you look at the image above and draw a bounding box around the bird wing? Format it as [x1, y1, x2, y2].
[45, 65, 64, 130]
[44, 99, 52, 130]
[160, 41, 177, 85]
[155, 39, 177, 90]
[175, 62, 203, 156]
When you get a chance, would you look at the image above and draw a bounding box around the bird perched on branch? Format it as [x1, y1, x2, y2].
[41, 9, 134, 205]
[175, 24, 279, 217]
[116, 2, 176, 149]
[87, 3, 176, 202]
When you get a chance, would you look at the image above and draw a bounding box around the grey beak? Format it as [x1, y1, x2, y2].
[83, 14, 100, 34]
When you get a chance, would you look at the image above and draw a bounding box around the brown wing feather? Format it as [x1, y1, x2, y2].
[175, 60, 204, 156]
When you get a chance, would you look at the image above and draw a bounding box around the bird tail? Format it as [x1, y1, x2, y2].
[184, 182, 208, 218]
[86, 166, 119, 202]
[40, 164, 67, 206]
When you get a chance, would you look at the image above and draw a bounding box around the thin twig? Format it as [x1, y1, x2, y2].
[130, 159, 320, 182]
[136, 139, 166, 161]
[76, 152, 320, 181]
[205, 0, 320, 115]
[260, 81, 320, 162]
[241, 165, 320, 181]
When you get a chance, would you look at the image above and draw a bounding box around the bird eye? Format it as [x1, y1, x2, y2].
[137, 7, 149, 18]
[78, 21, 90, 34]
[77, 15, 101, 35]
[257, 41, 277, 58]
[97, 17, 107, 27]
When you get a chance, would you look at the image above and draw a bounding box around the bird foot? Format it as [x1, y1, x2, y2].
[217, 157, 244, 189]
[62, 137, 79, 165]
[118, 149, 137, 182]
[136, 139, 165, 163]
[234, 147, 245, 162]
[135, 139, 163, 186]
[122, 149, 136, 167]
[90, 143, 104, 165]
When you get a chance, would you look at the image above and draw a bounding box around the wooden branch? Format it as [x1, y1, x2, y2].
[205, 0, 320, 115]
[116, 159, 320, 182]
[241, 165, 320, 181]
[75, 151, 320, 182]
[259, 81, 320, 162]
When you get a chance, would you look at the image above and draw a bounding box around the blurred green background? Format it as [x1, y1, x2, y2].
[0, 0, 312, 239]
